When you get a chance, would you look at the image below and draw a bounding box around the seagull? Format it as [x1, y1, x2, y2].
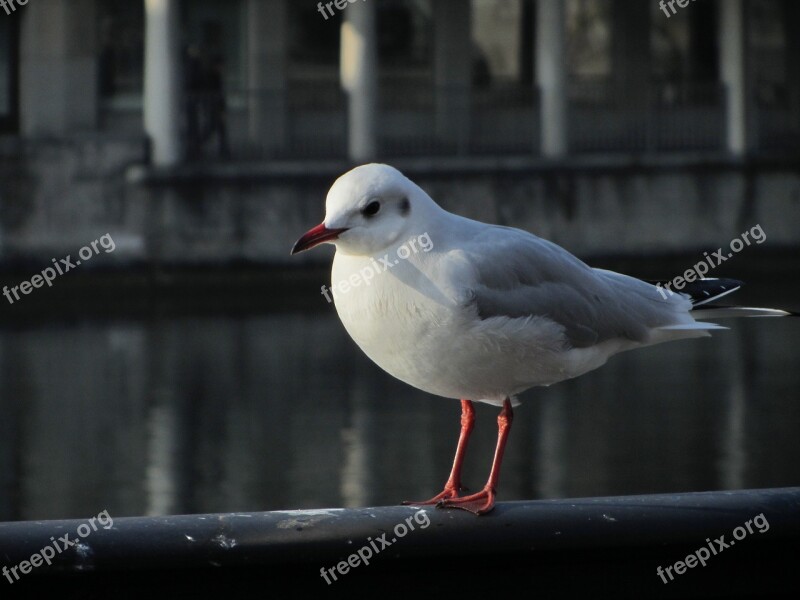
[291, 163, 789, 515]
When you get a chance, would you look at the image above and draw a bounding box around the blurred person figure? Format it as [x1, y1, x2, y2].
[184, 46, 229, 160]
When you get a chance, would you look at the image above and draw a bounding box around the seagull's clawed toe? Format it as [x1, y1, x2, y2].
[437, 487, 496, 515]
[401, 485, 496, 515]
[401, 485, 461, 507]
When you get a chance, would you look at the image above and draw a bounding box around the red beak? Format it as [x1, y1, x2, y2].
[291, 223, 348, 255]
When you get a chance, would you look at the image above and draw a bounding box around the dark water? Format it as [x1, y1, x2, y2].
[1, 272, 799, 522]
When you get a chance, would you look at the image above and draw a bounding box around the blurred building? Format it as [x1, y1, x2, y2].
[4, 0, 799, 160]
[0, 0, 798, 264]
[1, 0, 799, 529]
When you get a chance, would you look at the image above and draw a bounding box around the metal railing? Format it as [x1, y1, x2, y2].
[754, 87, 800, 152]
[1, 487, 797, 597]
[202, 80, 800, 160]
[568, 79, 726, 153]
[229, 82, 540, 159]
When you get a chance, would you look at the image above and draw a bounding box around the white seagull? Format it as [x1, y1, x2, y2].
[291, 163, 789, 515]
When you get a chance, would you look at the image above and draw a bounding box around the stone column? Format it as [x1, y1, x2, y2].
[611, 0, 651, 148]
[719, 0, 748, 155]
[611, 0, 650, 108]
[247, 0, 287, 156]
[433, 0, 472, 154]
[783, 0, 800, 134]
[341, 0, 377, 162]
[536, 0, 567, 157]
[144, 0, 182, 166]
[19, 0, 99, 135]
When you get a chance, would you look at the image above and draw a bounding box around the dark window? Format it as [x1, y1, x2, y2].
[97, 0, 144, 103]
[287, 0, 432, 68]
[0, 15, 18, 132]
[182, 0, 245, 93]
[288, 3, 341, 66]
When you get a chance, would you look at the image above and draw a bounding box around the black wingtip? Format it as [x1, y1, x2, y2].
[646, 277, 744, 306]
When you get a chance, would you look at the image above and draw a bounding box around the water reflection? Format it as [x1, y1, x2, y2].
[1, 296, 799, 521]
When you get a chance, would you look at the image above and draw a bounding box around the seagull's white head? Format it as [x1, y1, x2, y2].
[291, 163, 440, 256]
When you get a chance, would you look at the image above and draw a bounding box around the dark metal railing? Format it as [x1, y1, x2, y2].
[185, 79, 800, 160]
[568, 79, 726, 152]
[1, 487, 798, 597]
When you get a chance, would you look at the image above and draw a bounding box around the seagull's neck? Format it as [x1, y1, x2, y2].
[416, 197, 487, 241]
[411, 193, 468, 230]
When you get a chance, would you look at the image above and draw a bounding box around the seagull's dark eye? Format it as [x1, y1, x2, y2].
[362, 201, 381, 217]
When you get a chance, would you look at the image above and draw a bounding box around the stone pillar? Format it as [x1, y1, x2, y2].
[687, 0, 718, 81]
[611, 0, 650, 108]
[536, 0, 567, 157]
[341, 0, 377, 162]
[247, 0, 287, 156]
[433, 0, 472, 154]
[719, 0, 748, 155]
[783, 0, 800, 132]
[19, 0, 98, 136]
[144, 0, 182, 166]
[611, 0, 651, 148]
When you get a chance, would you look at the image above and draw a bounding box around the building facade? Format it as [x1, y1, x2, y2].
[0, 0, 798, 265]
[2, 0, 798, 162]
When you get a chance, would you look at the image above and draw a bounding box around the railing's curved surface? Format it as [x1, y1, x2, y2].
[1, 487, 798, 598]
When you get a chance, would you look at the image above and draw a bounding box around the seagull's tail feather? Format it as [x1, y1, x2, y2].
[691, 306, 794, 319]
[646, 277, 743, 307]
[647, 276, 796, 320]
[659, 322, 728, 331]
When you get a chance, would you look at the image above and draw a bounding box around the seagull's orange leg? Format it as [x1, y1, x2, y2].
[403, 399, 475, 505]
[439, 398, 513, 515]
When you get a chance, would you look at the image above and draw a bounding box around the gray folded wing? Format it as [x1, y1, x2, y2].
[456, 226, 692, 348]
